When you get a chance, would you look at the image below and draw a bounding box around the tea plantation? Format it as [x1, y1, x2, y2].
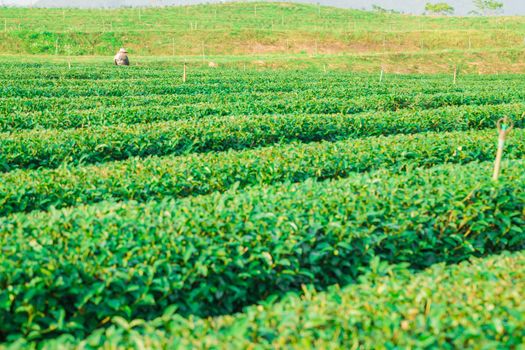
[0, 62, 524, 348]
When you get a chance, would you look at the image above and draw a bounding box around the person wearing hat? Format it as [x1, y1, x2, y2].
[114, 48, 130, 66]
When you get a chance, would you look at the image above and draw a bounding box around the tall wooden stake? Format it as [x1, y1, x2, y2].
[453, 65, 457, 85]
[493, 117, 513, 181]
[380, 66, 384, 82]
[183, 62, 187, 83]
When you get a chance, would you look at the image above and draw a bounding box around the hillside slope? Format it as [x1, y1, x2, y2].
[0, 2, 524, 72]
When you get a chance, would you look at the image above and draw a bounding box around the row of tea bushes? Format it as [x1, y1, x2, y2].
[18, 251, 524, 349]
[2, 90, 525, 132]
[1, 160, 524, 340]
[1, 103, 524, 171]
[1, 127, 524, 217]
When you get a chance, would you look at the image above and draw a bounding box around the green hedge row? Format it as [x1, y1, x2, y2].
[2, 103, 524, 172]
[3, 70, 520, 98]
[0, 80, 421, 99]
[2, 90, 525, 132]
[1, 63, 523, 82]
[1, 127, 524, 217]
[1, 81, 463, 123]
[1, 161, 524, 341]
[1, 87, 382, 113]
[16, 251, 524, 349]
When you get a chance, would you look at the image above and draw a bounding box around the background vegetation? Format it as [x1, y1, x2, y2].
[0, 2, 524, 72]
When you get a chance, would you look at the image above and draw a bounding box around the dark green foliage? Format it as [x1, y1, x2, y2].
[27, 251, 525, 349]
[1, 161, 524, 341]
[25, 253, 525, 349]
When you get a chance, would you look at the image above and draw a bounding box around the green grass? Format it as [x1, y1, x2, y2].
[1, 2, 525, 72]
[2, 48, 525, 73]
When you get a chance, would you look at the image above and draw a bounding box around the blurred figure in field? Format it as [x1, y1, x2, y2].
[114, 48, 130, 66]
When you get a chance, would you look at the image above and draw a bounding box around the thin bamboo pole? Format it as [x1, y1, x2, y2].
[493, 117, 514, 181]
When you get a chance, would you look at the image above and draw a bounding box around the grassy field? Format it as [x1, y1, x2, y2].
[2, 47, 524, 73]
[0, 2, 524, 348]
[1, 2, 525, 72]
